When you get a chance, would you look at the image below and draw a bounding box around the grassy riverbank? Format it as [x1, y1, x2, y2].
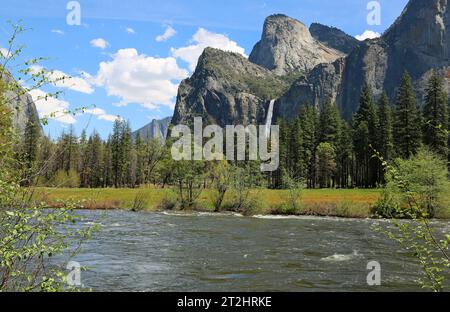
[34, 187, 383, 218]
[33, 187, 450, 219]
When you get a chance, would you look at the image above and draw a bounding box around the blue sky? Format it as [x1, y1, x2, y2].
[0, 0, 409, 139]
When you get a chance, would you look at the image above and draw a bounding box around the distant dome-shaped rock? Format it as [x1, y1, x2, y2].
[249, 14, 343, 75]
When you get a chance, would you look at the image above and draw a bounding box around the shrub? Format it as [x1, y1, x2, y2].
[373, 148, 450, 218]
[157, 197, 177, 211]
[371, 187, 401, 218]
[209, 161, 232, 212]
[269, 203, 299, 216]
[282, 170, 304, 213]
[373, 147, 450, 291]
[131, 190, 148, 212]
[170, 158, 205, 210]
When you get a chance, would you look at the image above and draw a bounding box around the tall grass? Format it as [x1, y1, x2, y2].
[34, 187, 387, 218]
[131, 190, 148, 212]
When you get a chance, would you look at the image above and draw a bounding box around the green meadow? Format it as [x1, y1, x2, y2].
[34, 187, 382, 218]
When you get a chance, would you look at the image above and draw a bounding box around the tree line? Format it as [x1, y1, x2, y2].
[272, 70, 449, 189]
[17, 70, 449, 190]
[19, 118, 169, 188]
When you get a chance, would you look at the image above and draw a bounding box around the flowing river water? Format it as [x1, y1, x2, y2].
[66, 210, 450, 292]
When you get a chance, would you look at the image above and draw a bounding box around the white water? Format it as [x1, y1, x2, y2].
[320, 250, 362, 262]
[265, 99, 275, 138]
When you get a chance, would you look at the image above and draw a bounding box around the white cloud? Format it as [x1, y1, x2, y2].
[156, 26, 176, 42]
[29, 89, 76, 124]
[84, 108, 121, 122]
[51, 29, 65, 35]
[126, 27, 136, 34]
[92, 48, 188, 110]
[355, 30, 381, 41]
[171, 28, 247, 71]
[90, 38, 110, 50]
[30, 65, 94, 94]
[0, 47, 11, 58]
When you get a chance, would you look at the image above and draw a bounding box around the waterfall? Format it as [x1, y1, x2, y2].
[265, 99, 275, 138]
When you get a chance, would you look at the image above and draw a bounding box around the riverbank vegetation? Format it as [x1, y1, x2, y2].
[10, 70, 450, 220]
[373, 149, 450, 291]
[30, 187, 405, 218]
[1, 23, 95, 292]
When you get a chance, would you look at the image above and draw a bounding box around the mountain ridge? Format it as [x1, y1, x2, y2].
[249, 14, 344, 76]
[133, 116, 171, 142]
[170, 0, 450, 128]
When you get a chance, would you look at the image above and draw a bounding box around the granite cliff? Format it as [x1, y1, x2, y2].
[171, 0, 450, 128]
[0, 70, 41, 135]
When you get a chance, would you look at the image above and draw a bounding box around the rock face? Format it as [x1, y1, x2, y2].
[172, 47, 291, 127]
[309, 23, 361, 55]
[275, 58, 346, 119]
[249, 15, 344, 75]
[277, 0, 450, 120]
[339, 0, 450, 118]
[171, 15, 346, 128]
[172, 0, 450, 127]
[133, 117, 171, 142]
[337, 39, 389, 118]
[0, 71, 41, 135]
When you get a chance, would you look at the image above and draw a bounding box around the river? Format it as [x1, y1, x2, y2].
[67, 210, 450, 292]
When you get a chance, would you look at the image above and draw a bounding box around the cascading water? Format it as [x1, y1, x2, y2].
[265, 99, 275, 138]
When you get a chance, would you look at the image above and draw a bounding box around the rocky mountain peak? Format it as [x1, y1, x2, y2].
[384, 0, 449, 61]
[133, 117, 171, 142]
[249, 14, 343, 75]
[173, 0, 450, 128]
[309, 23, 361, 55]
[195, 47, 268, 79]
[172, 47, 291, 127]
[338, 0, 450, 119]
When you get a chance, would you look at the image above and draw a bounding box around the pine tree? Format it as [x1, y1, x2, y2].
[111, 119, 122, 187]
[316, 142, 336, 188]
[61, 126, 79, 174]
[377, 93, 394, 162]
[353, 119, 369, 187]
[394, 71, 422, 159]
[275, 118, 289, 188]
[299, 104, 319, 188]
[79, 129, 89, 187]
[121, 120, 133, 187]
[353, 84, 380, 187]
[134, 133, 144, 186]
[290, 116, 304, 181]
[336, 122, 353, 188]
[423, 70, 449, 158]
[103, 136, 113, 187]
[20, 113, 41, 185]
[87, 131, 104, 187]
[319, 101, 341, 147]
